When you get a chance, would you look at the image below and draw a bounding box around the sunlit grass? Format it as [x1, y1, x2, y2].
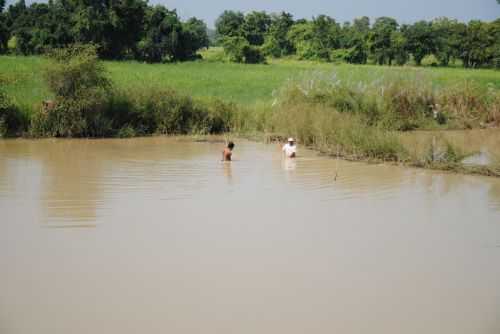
[1, 54, 499, 113]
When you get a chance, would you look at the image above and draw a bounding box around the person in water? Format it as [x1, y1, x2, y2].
[222, 141, 235, 161]
[282, 137, 297, 158]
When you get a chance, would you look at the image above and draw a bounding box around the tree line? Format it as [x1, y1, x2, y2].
[0, 0, 209, 62]
[215, 11, 500, 68]
[1, 0, 499, 68]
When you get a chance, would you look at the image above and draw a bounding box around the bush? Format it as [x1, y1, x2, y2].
[243, 45, 265, 64]
[222, 36, 266, 64]
[31, 44, 112, 137]
[28, 44, 236, 138]
[421, 54, 439, 67]
[0, 88, 25, 137]
[200, 98, 235, 133]
[117, 125, 136, 138]
[329, 49, 350, 63]
[105, 88, 236, 136]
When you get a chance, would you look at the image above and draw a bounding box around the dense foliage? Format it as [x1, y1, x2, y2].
[0, 84, 25, 137]
[0, 1, 499, 67]
[0, 0, 208, 62]
[30, 45, 235, 137]
[215, 10, 500, 68]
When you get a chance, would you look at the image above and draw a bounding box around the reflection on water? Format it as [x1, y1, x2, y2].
[401, 128, 500, 163]
[222, 161, 233, 183]
[1, 137, 500, 334]
[281, 157, 297, 171]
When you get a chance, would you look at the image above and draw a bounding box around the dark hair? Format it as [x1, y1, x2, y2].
[227, 141, 235, 149]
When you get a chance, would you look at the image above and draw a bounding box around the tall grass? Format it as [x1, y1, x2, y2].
[264, 71, 500, 131]
[232, 72, 500, 172]
[267, 102, 407, 161]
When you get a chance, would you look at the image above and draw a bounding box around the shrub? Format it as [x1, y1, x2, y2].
[27, 43, 236, 138]
[117, 125, 136, 138]
[200, 98, 236, 133]
[243, 45, 265, 64]
[31, 44, 112, 137]
[105, 88, 235, 136]
[222, 36, 266, 64]
[329, 49, 350, 63]
[421, 54, 439, 67]
[0, 88, 25, 137]
[330, 46, 369, 65]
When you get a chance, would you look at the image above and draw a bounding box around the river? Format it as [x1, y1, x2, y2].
[1, 137, 499, 334]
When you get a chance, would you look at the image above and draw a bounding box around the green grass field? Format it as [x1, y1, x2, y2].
[1, 54, 500, 111]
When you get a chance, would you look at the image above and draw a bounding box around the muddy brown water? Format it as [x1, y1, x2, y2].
[1, 137, 500, 334]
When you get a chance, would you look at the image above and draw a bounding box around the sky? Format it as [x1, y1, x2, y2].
[151, 0, 500, 27]
[8, 0, 500, 27]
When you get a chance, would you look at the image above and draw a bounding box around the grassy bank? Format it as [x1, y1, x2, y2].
[1, 51, 500, 176]
[231, 73, 500, 177]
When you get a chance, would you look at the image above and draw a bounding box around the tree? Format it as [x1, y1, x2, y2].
[216, 11, 269, 63]
[215, 10, 244, 40]
[404, 20, 436, 66]
[346, 37, 368, 64]
[178, 17, 209, 60]
[460, 20, 495, 68]
[337, 17, 370, 64]
[288, 16, 340, 61]
[6, 0, 27, 52]
[287, 21, 314, 59]
[310, 15, 341, 60]
[7, 0, 74, 54]
[6, 0, 26, 29]
[106, 0, 147, 58]
[0, 0, 9, 53]
[262, 11, 294, 57]
[432, 18, 463, 66]
[369, 17, 398, 65]
[136, 5, 183, 62]
[488, 19, 500, 68]
[9, 2, 53, 54]
[221, 35, 264, 63]
[353, 16, 370, 34]
[390, 30, 408, 65]
[5, 0, 208, 62]
[70, 0, 147, 59]
[242, 11, 271, 46]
